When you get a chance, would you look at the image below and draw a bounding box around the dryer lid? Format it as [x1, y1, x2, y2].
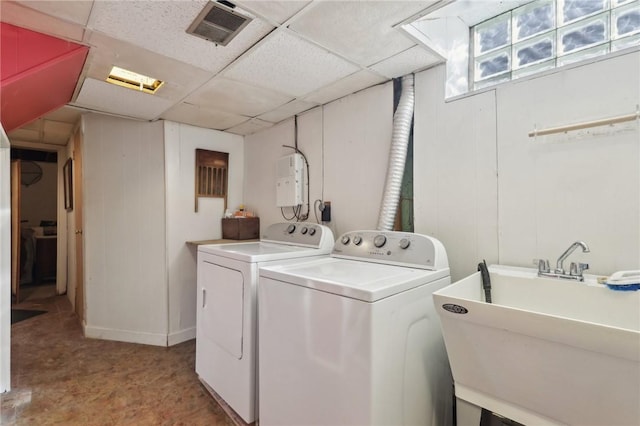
[198, 241, 331, 262]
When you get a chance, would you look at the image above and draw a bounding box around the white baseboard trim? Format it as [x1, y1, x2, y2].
[168, 327, 196, 346]
[84, 325, 167, 347]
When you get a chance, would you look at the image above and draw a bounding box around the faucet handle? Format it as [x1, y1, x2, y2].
[570, 262, 590, 276]
[537, 259, 550, 273]
[570, 262, 578, 276]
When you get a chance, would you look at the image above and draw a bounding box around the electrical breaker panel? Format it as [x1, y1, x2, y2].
[276, 153, 304, 207]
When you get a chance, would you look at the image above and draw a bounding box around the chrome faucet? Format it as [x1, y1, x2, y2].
[555, 241, 590, 274]
[536, 241, 590, 281]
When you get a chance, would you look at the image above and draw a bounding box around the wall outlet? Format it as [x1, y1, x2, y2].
[321, 201, 331, 222]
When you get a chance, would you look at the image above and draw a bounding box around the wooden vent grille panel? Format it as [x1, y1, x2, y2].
[195, 149, 229, 211]
[198, 165, 227, 197]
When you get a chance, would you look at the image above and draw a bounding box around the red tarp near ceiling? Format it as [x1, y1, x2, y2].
[0, 22, 88, 132]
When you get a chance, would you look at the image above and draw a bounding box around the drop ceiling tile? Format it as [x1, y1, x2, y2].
[43, 120, 75, 137]
[425, 0, 533, 26]
[43, 139, 70, 147]
[302, 70, 387, 105]
[87, 0, 275, 74]
[74, 78, 174, 120]
[85, 32, 214, 102]
[184, 77, 293, 117]
[257, 99, 318, 123]
[288, 1, 438, 66]
[17, 0, 94, 26]
[370, 46, 443, 79]
[224, 30, 360, 97]
[161, 103, 250, 131]
[226, 118, 273, 135]
[43, 120, 75, 144]
[40, 106, 82, 125]
[234, 1, 311, 24]
[7, 128, 40, 143]
[0, 1, 85, 41]
[21, 120, 42, 131]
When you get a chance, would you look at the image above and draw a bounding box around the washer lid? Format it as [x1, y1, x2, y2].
[198, 241, 331, 262]
[259, 257, 450, 302]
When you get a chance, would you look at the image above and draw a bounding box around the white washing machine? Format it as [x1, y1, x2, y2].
[258, 230, 453, 426]
[196, 222, 334, 424]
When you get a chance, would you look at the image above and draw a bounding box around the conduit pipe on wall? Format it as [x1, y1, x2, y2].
[377, 74, 414, 231]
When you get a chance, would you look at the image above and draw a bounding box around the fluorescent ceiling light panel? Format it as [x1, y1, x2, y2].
[76, 78, 173, 120]
[106, 66, 164, 94]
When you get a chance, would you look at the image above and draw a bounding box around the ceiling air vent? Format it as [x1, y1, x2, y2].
[187, 1, 252, 46]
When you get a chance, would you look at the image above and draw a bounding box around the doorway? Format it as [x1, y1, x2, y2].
[10, 149, 59, 304]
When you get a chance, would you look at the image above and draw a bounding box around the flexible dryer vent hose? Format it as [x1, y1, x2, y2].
[377, 74, 414, 231]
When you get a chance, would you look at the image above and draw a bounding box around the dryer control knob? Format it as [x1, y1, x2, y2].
[341, 235, 351, 245]
[373, 235, 387, 248]
[301, 227, 308, 235]
[308, 227, 316, 236]
[287, 224, 296, 234]
[353, 236, 363, 246]
[399, 238, 411, 249]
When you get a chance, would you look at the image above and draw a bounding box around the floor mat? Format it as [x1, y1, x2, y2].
[11, 309, 47, 325]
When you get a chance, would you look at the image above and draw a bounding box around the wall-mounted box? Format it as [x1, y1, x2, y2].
[276, 153, 304, 207]
[222, 217, 260, 240]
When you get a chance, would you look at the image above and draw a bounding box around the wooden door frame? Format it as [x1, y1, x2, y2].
[72, 128, 84, 324]
[10, 160, 21, 303]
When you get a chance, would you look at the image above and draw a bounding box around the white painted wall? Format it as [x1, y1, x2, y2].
[20, 161, 57, 227]
[415, 51, 640, 281]
[245, 81, 393, 237]
[0, 125, 11, 393]
[164, 121, 244, 346]
[322, 82, 393, 235]
[243, 117, 295, 225]
[82, 114, 167, 346]
[169, 51, 637, 295]
[496, 52, 639, 274]
[414, 66, 499, 282]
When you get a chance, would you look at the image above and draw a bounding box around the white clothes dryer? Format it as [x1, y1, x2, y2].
[196, 222, 334, 424]
[258, 230, 453, 426]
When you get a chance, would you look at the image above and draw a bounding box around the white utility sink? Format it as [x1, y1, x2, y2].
[433, 265, 640, 426]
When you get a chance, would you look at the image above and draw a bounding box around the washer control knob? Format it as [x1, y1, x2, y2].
[301, 227, 308, 235]
[341, 235, 351, 245]
[353, 236, 363, 246]
[308, 227, 316, 236]
[286, 224, 296, 234]
[399, 238, 411, 249]
[373, 235, 387, 248]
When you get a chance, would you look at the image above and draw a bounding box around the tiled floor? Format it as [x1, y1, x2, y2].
[1, 293, 235, 425]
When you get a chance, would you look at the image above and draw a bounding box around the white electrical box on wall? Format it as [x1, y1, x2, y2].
[276, 153, 304, 207]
